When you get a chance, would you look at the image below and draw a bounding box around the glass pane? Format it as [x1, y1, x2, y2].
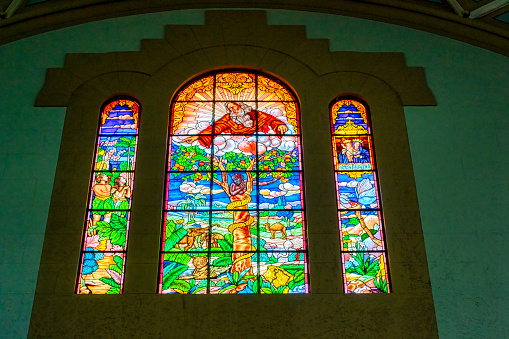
[209, 253, 258, 294]
[210, 213, 258, 251]
[342, 252, 390, 293]
[256, 101, 299, 134]
[170, 101, 214, 135]
[99, 100, 139, 135]
[257, 136, 301, 171]
[330, 99, 370, 135]
[215, 72, 256, 101]
[332, 135, 374, 171]
[175, 75, 214, 102]
[336, 171, 379, 209]
[160, 253, 208, 294]
[88, 172, 134, 210]
[166, 172, 212, 210]
[94, 136, 138, 171]
[259, 253, 308, 294]
[211, 172, 258, 210]
[84, 212, 130, 251]
[257, 75, 296, 102]
[259, 172, 303, 210]
[258, 211, 305, 251]
[168, 137, 211, 171]
[78, 252, 125, 294]
[163, 212, 211, 252]
[339, 210, 385, 251]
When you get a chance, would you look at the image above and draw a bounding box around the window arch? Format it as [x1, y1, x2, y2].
[329, 97, 391, 294]
[77, 97, 141, 294]
[158, 70, 309, 294]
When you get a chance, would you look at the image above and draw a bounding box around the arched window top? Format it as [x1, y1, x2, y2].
[329, 97, 391, 294]
[171, 70, 300, 136]
[159, 69, 308, 294]
[330, 98, 370, 135]
[77, 97, 141, 294]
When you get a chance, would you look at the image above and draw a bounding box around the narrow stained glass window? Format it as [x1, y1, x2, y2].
[77, 98, 141, 294]
[330, 98, 391, 293]
[159, 70, 308, 294]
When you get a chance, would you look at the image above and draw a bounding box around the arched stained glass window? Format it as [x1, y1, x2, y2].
[77, 98, 141, 294]
[159, 70, 308, 294]
[330, 98, 391, 294]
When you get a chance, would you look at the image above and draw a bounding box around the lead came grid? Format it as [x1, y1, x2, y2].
[330, 98, 391, 294]
[159, 70, 309, 294]
[77, 98, 140, 294]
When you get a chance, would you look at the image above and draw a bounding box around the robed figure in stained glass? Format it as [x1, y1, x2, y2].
[161, 71, 308, 294]
[183, 102, 288, 146]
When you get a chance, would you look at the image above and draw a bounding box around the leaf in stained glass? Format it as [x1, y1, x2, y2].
[339, 210, 385, 252]
[342, 252, 389, 293]
[258, 254, 308, 294]
[88, 171, 134, 210]
[84, 212, 130, 251]
[100, 100, 139, 135]
[209, 253, 258, 294]
[257, 75, 296, 102]
[166, 172, 212, 210]
[169, 138, 211, 172]
[160, 253, 208, 294]
[259, 172, 303, 210]
[78, 252, 125, 294]
[164, 212, 211, 251]
[215, 72, 256, 101]
[332, 135, 374, 171]
[330, 99, 369, 135]
[335, 172, 379, 209]
[94, 136, 138, 171]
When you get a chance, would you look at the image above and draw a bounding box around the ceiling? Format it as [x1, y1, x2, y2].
[0, 0, 508, 55]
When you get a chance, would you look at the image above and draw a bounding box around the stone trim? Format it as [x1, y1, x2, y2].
[29, 10, 438, 337]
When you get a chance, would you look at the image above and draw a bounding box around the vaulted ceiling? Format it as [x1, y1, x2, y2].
[1, 0, 508, 56]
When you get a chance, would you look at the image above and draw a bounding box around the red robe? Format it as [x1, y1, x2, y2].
[196, 110, 286, 147]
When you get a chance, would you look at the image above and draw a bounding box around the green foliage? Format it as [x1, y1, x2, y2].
[100, 277, 121, 288]
[361, 229, 378, 242]
[164, 220, 187, 251]
[172, 145, 210, 172]
[106, 287, 120, 294]
[267, 255, 278, 264]
[92, 214, 127, 247]
[347, 253, 380, 277]
[346, 217, 359, 226]
[212, 256, 232, 267]
[258, 149, 298, 171]
[374, 276, 388, 293]
[164, 252, 191, 266]
[162, 262, 188, 291]
[217, 239, 232, 251]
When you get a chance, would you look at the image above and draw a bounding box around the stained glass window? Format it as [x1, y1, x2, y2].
[330, 98, 391, 293]
[159, 70, 308, 294]
[77, 98, 141, 294]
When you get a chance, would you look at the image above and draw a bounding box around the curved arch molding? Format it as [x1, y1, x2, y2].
[1, 0, 508, 56]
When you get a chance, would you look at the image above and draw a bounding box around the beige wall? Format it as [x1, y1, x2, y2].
[28, 11, 437, 337]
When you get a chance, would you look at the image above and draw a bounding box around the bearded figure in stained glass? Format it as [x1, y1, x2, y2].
[183, 102, 288, 146]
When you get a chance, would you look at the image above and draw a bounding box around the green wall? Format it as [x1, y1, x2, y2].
[0, 9, 507, 338]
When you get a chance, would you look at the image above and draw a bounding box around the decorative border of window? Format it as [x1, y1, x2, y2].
[76, 97, 141, 294]
[329, 97, 391, 294]
[158, 69, 309, 294]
